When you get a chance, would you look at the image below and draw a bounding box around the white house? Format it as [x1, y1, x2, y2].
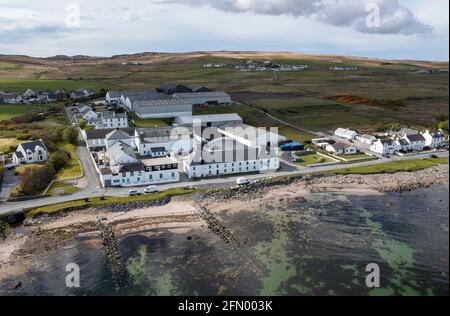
[79, 105, 98, 124]
[0, 93, 23, 104]
[335, 128, 359, 140]
[105, 129, 135, 149]
[107, 141, 138, 167]
[395, 139, 411, 152]
[12, 139, 49, 164]
[325, 142, 358, 155]
[370, 138, 399, 155]
[422, 130, 446, 149]
[134, 127, 192, 158]
[355, 134, 377, 145]
[403, 134, 426, 151]
[106, 91, 123, 104]
[94, 112, 129, 129]
[23, 89, 37, 98]
[100, 157, 180, 188]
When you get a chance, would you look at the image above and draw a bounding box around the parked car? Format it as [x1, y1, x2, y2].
[128, 190, 140, 196]
[430, 154, 439, 159]
[382, 154, 391, 159]
[144, 186, 157, 194]
[236, 177, 250, 186]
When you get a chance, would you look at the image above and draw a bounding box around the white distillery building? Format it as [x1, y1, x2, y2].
[134, 127, 193, 158]
[100, 157, 180, 188]
[94, 112, 129, 129]
[175, 113, 243, 128]
[12, 140, 49, 164]
[130, 98, 192, 119]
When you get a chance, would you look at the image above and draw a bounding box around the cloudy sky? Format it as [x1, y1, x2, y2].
[0, 0, 448, 60]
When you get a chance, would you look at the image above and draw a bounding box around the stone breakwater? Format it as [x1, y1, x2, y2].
[96, 219, 122, 285]
[198, 164, 449, 202]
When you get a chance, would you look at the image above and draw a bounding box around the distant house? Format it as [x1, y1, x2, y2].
[422, 130, 446, 149]
[94, 112, 129, 129]
[355, 134, 377, 145]
[187, 85, 212, 93]
[79, 105, 98, 123]
[325, 142, 358, 155]
[36, 91, 56, 103]
[83, 89, 95, 98]
[106, 91, 123, 104]
[0, 92, 23, 104]
[12, 139, 49, 164]
[71, 91, 86, 100]
[334, 128, 358, 140]
[395, 139, 411, 152]
[23, 89, 37, 98]
[403, 134, 426, 151]
[55, 89, 69, 101]
[371, 138, 399, 155]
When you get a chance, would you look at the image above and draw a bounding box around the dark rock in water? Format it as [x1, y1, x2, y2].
[11, 281, 21, 289]
[187, 236, 192, 240]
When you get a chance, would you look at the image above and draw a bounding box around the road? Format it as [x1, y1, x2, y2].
[1, 150, 447, 216]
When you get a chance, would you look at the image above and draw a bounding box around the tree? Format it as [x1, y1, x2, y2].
[437, 120, 449, 133]
[63, 127, 79, 145]
[19, 166, 55, 196]
[78, 119, 87, 130]
[47, 149, 70, 173]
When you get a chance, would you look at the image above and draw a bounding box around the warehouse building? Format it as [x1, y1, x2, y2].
[173, 91, 232, 106]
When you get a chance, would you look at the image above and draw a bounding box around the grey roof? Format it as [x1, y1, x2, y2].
[79, 105, 93, 115]
[20, 140, 47, 153]
[176, 113, 242, 125]
[406, 134, 425, 142]
[187, 85, 211, 92]
[332, 142, 352, 150]
[14, 151, 24, 158]
[119, 162, 146, 173]
[107, 91, 123, 98]
[174, 91, 231, 99]
[132, 96, 190, 108]
[428, 131, 445, 139]
[100, 111, 127, 119]
[380, 138, 396, 145]
[398, 139, 409, 146]
[108, 141, 137, 160]
[86, 128, 136, 140]
[137, 126, 191, 143]
[106, 129, 132, 141]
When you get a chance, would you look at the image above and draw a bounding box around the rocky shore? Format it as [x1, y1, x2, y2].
[198, 164, 449, 202]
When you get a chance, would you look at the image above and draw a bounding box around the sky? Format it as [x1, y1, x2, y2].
[0, 0, 448, 61]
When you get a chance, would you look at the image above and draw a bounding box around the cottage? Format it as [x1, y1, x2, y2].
[79, 105, 98, 123]
[422, 130, 446, 149]
[106, 91, 123, 104]
[23, 89, 37, 98]
[84, 128, 136, 150]
[325, 142, 358, 155]
[71, 91, 86, 100]
[12, 139, 49, 164]
[395, 139, 411, 152]
[334, 128, 358, 140]
[370, 138, 399, 155]
[0, 92, 22, 104]
[355, 134, 377, 145]
[403, 134, 426, 151]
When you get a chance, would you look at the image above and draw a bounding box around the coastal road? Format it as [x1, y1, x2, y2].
[0, 150, 447, 217]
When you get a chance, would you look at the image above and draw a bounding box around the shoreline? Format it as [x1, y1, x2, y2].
[0, 164, 448, 285]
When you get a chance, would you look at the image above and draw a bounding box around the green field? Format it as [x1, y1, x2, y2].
[133, 117, 170, 127]
[0, 104, 48, 121]
[330, 158, 449, 175]
[57, 142, 82, 180]
[47, 181, 81, 196]
[0, 78, 116, 93]
[294, 153, 335, 166]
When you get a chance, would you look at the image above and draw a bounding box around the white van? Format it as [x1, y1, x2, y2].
[144, 185, 157, 194]
[236, 177, 250, 186]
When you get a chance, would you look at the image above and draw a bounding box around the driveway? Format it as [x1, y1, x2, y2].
[0, 168, 19, 202]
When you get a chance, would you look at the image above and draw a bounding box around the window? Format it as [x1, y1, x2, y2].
[160, 173, 163, 179]
[172, 172, 176, 178]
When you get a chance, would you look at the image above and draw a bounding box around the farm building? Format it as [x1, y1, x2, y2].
[335, 128, 358, 140]
[173, 91, 232, 106]
[132, 98, 192, 119]
[175, 113, 243, 128]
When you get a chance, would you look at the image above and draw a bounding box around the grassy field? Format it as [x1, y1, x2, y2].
[0, 78, 116, 93]
[0, 52, 448, 133]
[0, 138, 20, 154]
[27, 187, 197, 217]
[0, 104, 47, 121]
[294, 153, 335, 166]
[336, 153, 373, 160]
[133, 118, 170, 127]
[57, 142, 82, 180]
[330, 157, 448, 175]
[46, 181, 81, 196]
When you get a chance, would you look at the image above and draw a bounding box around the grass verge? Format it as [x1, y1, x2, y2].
[27, 187, 197, 217]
